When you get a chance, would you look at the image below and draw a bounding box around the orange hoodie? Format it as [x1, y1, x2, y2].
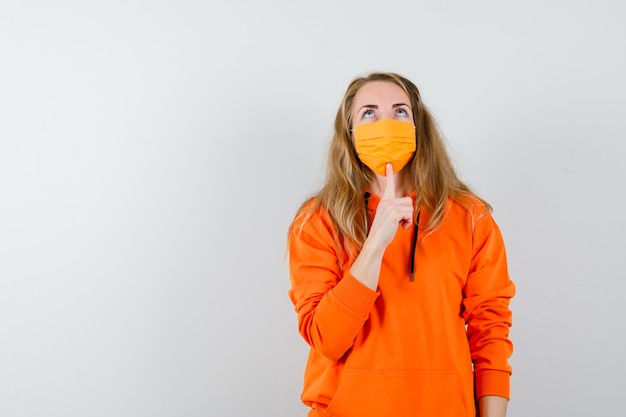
[288, 192, 515, 417]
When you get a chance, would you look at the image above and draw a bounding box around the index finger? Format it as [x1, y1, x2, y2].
[383, 163, 395, 199]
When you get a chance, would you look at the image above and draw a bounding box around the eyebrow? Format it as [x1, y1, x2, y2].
[359, 103, 411, 111]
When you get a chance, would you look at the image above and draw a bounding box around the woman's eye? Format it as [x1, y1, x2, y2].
[363, 109, 374, 118]
[396, 108, 408, 117]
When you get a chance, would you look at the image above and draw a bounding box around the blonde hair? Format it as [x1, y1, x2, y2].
[290, 72, 490, 258]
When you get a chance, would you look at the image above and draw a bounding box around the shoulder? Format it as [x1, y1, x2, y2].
[288, 197, 347, 266]
[446, 194, 494, 232]
[289, 197, 336, 242]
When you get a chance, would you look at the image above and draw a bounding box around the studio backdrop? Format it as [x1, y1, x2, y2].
[1, 1, 625, 416]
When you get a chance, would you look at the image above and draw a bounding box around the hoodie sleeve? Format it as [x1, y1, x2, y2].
[288, 209, 379, 361]
[462, 213, 516, 400]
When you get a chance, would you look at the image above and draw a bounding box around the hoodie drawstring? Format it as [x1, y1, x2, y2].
[364, 192, 420, 282]
[363, 192, 371, 234]
[410, 210, 421, 282]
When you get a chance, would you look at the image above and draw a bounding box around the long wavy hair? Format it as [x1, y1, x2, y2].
[290, 72, 490, 258]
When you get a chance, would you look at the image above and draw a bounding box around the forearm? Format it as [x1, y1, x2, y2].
[349, 238, 386, 290]
[293, 273, 378, 360]
[478, 395, 508, 417]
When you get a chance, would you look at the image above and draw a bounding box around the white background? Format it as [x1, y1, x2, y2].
[1, 1, 625, 416]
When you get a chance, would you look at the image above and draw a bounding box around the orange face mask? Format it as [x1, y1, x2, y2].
[353, 119, 416, 176]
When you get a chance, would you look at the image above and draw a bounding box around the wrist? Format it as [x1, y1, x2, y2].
[350, 241, 385, 291]
[478, 395, 508, 417]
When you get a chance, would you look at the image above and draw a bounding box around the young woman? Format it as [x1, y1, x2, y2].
[288, 72, 515, 417]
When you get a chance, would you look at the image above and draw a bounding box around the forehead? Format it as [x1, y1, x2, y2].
[353, 81, 410, 106]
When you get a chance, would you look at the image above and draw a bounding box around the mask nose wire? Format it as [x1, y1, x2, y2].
[350, 122, 416, 133]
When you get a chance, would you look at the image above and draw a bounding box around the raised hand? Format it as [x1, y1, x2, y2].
[350, 163, 414, 289]
[365, 163, 414, 249]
